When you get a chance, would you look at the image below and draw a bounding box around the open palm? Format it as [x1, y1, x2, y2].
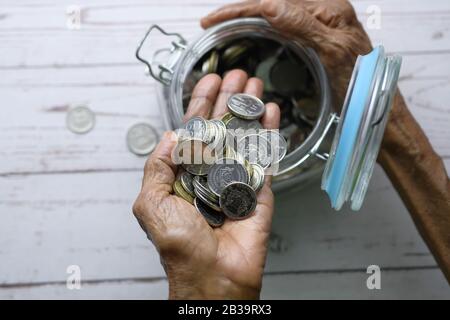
[133, 70, 280, 299]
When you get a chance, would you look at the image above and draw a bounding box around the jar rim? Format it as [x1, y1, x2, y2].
[167, 17, 332, 180]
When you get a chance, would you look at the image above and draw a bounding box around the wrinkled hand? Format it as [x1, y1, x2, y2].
[201, 0, 373, 111]
[133, 70, 280, 299]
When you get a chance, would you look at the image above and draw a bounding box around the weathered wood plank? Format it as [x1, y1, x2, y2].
[1, 61, 448, 175]
[0, 165, 443, 284]
[0, 0, 449, 299]
[261, 267, 450, 299]
[0, 0, 449, 67]
[0, 267, 448, 299]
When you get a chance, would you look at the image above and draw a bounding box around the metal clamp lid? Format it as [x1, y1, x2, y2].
[136, 25, 187, 85]
[321, 46, 402, 211]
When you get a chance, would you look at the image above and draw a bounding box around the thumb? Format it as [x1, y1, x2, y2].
[142, 131, 178, 192]
[260, 0, 329, 47]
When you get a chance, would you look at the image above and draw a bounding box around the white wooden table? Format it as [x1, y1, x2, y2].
[0, 0, 449, 299]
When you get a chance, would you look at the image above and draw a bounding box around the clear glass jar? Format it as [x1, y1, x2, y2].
[136, 18, 402, 210]
[137, 18, 332, 192]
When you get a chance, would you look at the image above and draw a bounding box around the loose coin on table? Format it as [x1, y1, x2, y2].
[194, 197, 225, 227]
[207, 158, 249, 197]
[66, 106, 95, 134]
[219, 182, 257, 220]
[227, 93, 266, 120]
[126, 122, 159, 156]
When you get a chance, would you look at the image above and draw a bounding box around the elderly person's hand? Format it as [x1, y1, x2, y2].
[203, 0, 450, 283]
[201, 0, 372, 111]
[133, 70, 280, 299]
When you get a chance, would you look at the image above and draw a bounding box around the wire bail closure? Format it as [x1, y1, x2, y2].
[136, 25, 187, 85]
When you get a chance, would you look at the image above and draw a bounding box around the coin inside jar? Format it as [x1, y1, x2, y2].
[270, 59, 308, 96]
[183, 116, 209, 141]
[202, 50, 219, 74]
[207, 158, 249, 197]
[219, 182, 257, 220]
[227, 93, 266, 120]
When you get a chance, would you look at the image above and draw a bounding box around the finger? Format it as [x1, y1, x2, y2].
[142, 131, 179, 192]
[201, 0, 260, 29]
[184, 73, 222, 121]
[260, 0, 329, 47]
[211, 69, 248, 119]
[261, 102, 280, 130]
[243, 77, 264, 98]
[260, 102, 280, 188]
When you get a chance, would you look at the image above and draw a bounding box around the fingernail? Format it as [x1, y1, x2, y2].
[261, 0, 279, 18]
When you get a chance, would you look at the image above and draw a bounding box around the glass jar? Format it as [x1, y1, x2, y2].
[136, 18, 401, 211]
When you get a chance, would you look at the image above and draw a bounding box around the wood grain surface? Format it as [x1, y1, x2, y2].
[0, 0, 449, 299]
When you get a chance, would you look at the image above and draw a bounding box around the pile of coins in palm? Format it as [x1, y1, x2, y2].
[183, 37, 320, 157]
[172, 93, 287, 227]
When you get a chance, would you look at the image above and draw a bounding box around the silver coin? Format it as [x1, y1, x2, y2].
[126, 123, 159, 156]
[219, 182, 257, 220]
[250, 163, 265, 192]
[227, 93, 265, 120]
[237, 134, 272, 168]
[194, 184, 221, 212]
[194, 197, 225, 227]
[225, 116, 263, 131]
[260, 130, 288, 164]
[173, 139, 217, 176]
[184, 117, 208, 141]
[207, 158, 249, 197]
[193, 176, 219, 202]
[66, 106, 95, 134]
[222, 43, 250, 66]
[180, 172, 195, 197]
[209, 119, 227, 150]
[270, 59, 308, 96]
[255, 56, 277, 93]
